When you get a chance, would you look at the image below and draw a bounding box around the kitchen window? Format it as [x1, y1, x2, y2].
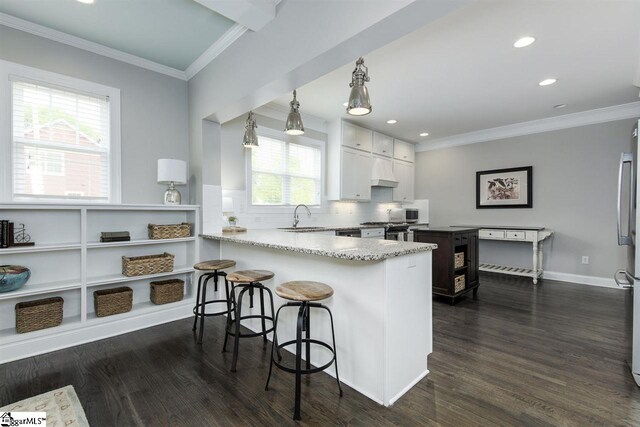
[248, 131, 324, 208]
[0, 60, 121, 203]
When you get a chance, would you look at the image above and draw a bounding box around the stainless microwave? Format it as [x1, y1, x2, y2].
[406, 208, 419, 223]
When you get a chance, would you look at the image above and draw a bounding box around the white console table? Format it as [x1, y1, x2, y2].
[457, 226, 553, 284]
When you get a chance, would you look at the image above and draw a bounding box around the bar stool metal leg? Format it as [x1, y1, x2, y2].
[231, 286, 249, 372]
[320, 304, 343, 396]
[222, 277, 233, 353]
[197, 274, 214, 344]
[192, 274, 205, 331]
[259, 287, 268, 345]
[265, 303, 286, 391]
[294, 303, 306, 421]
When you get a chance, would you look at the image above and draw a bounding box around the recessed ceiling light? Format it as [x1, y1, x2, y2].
[77, 0, 95, 3]
[343, 102, 348, 107]
[553, 103, 567, 109]
[386, 119, 397, 124]
[514, 36, 535, 48]
[420, 132, 429, 137]
[539, 78, 557, 86]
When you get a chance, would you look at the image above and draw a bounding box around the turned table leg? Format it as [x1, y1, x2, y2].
[532, 240, 539, 285]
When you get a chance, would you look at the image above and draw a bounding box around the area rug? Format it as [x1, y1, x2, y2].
[0, 385, 89, 426]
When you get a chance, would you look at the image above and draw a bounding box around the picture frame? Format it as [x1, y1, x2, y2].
[476, 166, 532, 209]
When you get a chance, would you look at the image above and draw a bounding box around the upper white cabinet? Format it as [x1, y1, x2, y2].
[393, 139, 415, 163]
[373, 132, 393, 157]
[341, 147, 373, 201]
[327, 119, 373, 201]
[392, 160, 415, 203]
[342, 121, 373, 152]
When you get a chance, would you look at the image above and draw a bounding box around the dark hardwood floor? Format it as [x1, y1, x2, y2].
[2, 274, 639, 426]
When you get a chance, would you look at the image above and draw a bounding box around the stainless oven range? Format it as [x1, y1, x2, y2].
[360, 222, 410, 241]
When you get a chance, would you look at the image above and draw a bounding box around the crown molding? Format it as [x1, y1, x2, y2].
[185, 23, 247, 80]
[0, 12, 188, 80]
[255, 102, 327, 133]
[416, 101, 640, 152]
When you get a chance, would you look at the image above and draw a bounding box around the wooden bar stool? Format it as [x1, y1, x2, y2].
[265, 281, 343, 421]
[224, 269, 276, 372]
[192, 259, 236, 344]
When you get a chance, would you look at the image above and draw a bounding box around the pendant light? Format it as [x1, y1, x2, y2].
[347, 57, 371, 116]
[285, 90, 304, 135]
[242, 111, 258, 148]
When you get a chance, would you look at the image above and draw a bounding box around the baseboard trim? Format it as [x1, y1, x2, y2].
[387, 368, 429, 406]
[542, 271, 618, 289]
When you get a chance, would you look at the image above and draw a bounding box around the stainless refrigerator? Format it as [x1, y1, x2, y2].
[615, 119, 640, 387]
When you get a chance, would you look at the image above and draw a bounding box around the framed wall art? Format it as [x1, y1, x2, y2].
[476, 166, 532, 209]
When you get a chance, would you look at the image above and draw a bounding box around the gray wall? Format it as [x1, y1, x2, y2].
[415, 119, 635, 279]
[0, 25, 189, 204]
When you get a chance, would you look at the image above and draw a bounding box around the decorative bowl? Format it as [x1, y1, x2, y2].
[0, 265, 31, 293]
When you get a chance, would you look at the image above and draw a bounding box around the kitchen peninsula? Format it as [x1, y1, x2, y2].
[202, 230, 437, 406]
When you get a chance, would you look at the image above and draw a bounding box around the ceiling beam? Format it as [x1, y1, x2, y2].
[194, 0, 277, 32]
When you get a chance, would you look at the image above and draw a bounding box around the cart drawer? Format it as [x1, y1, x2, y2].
[505, 231, 526, 240]
[479, 229, 505, 239]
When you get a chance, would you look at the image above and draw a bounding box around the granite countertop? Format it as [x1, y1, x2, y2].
[201, 230, 437, 261]
[412, 226, 480, 233]
[454, 224, 546, 231]
[278, 222, 430, 233]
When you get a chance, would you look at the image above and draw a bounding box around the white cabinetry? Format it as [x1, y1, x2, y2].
[373, 132, 393, 157]
[341, 147, 373, 201]
[392, 160, 415, 203]
[394, 139, 415, 163]
[328, 119, 373, 201]
[328, 120, 416, 203]
[0, 204, 199, 363]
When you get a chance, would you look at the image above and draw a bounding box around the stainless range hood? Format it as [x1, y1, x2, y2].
[371, 157, 398, 188]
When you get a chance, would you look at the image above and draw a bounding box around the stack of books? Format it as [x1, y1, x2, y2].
[100, 231, 131, 243]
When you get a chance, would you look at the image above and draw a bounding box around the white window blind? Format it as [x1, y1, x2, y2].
[11, 78, 111, 201]
[250, 135, 322, 206]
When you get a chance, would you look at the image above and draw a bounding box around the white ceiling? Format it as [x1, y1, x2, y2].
[0, 0, 238, 71]
[274, 0, 640, 144]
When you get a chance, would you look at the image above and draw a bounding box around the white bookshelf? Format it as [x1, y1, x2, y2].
[0, 203, 200, 363]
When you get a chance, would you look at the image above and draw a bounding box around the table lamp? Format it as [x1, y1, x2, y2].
[157, 159, 187, 205]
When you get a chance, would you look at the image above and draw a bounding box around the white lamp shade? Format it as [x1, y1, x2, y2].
[222, 196, 234, 212]
[157, 159, 187, 185]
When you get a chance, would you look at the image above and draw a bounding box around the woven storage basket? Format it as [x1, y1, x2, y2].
[148, 223, 192, 240]
[15, 297, 64, 333]
[150, 278, 184, 305]
[94, 287, 133, 317]
[454, 252, 465, 269]
[454, 275, 466, 293]
[122, 252, 174, 277]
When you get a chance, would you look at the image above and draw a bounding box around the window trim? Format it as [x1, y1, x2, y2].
[245, 126, 327, 214]
[0, 59, 121, 204]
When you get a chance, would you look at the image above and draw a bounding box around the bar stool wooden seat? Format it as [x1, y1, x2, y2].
[192, 259, 236, 344]
[265, 280, 342, 421]
[225, 269, 276, 372]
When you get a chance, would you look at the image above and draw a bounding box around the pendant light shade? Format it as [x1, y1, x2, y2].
[347, 57, 371, 116]
[285, 90, 304, 135]
[243, 111, 258, 148]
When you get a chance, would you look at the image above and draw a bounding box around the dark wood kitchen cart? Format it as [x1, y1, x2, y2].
[413, 227, 480, 305]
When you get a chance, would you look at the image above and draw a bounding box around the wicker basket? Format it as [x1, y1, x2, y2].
[454, 252, 465, 269]
[122, 252, 174, 277]
[150, 279, 184, 305]
[454, 275, 466, 293]
[15, 297, 64, 333]
[94, 287, 133, 317]
[148, 223, 192, 240]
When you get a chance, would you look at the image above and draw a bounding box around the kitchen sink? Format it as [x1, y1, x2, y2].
[278, 227, 327, 232]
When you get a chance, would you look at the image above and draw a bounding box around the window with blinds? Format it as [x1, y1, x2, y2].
[11, 78, 111, 201]
[250, 135, 322, 206]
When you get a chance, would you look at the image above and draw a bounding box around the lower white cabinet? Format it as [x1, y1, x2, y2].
[392, 159, 415, 203]
[341, 147, 372, 201]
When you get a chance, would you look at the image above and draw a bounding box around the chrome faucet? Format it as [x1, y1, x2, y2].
[293, 204, 311, 228]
